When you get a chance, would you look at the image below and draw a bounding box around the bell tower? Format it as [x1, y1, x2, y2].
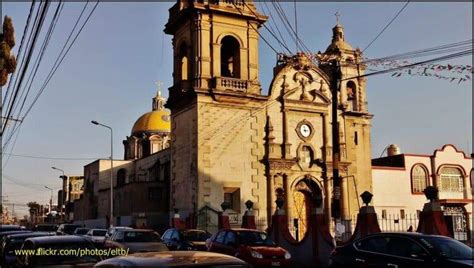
[164, 0, 268, 219]
[320, 22, 373, 220]
[164, 0, 267, 109]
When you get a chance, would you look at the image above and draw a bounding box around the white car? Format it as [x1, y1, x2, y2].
[85, 228, 108, 243]
[106, 226, 132, 239]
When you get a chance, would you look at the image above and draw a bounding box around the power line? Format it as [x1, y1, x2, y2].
[362, 1, 410, 52]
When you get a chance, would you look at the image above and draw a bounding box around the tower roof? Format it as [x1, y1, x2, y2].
[325, 23, 354, 53]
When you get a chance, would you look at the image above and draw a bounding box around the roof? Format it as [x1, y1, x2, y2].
[25, 235, 90, 245]
[131, 110, 171, 135]
[96, 251, 246, 267]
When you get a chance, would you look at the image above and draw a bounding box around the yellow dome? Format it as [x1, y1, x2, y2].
[131, 110, 171, 135]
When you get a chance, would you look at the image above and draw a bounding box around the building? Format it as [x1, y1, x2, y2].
[372, 144, 473, 241]
[164, 0, 373, 236]
[74, 91, 171, 230]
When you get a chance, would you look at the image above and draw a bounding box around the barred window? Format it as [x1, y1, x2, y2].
[440, 167, 464, 192]
[411, 164, 428, 193]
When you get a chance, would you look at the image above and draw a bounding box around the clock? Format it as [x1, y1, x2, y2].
[300, 124, 311, 138]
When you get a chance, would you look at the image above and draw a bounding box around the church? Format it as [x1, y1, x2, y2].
[75, 0, 374, 236]
[164, 0, 372, 235]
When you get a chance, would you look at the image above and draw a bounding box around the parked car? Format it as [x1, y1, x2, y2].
[0, 225, 22, 232]
[0, 230, 31, 244]
[85, 229, 108, 243]
[104, 229, 168, 253]
[328, 232, 474, 268]
[16, 235, 102, 267]
[207, 228, 291, 267]
[105, 226, 132, 238]
[73, 227, 90, 236]
[162, 228, 212, 251]
[56, 224, 82, 235]
[94, 251, 249, 267]
[32, 224, 58, 233]
[1, 232, 53, 268]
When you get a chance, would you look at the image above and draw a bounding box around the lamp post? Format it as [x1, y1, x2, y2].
[91, 120, 114, 227]
[44, 186, 53, 214]
[51, 167, 67, 204]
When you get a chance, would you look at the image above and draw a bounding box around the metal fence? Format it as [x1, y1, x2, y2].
[340, 213, 420, 242]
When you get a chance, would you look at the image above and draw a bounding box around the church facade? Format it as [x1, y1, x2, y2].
[164, 0, 373, 234]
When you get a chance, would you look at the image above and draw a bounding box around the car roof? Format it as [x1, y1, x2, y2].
[96, 251, 246, 266]
[90, 228, 107, 231]
[0, 230, 31, 236]
[122, 229, 155, 232]
[25, 235, 90, 245]
[6, 232, 52, 240]
[365, 232, 449, 238]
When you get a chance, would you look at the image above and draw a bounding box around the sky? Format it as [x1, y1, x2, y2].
[1, 1, 472, 216]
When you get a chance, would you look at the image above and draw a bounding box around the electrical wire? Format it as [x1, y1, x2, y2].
[362, 1, 410, 52]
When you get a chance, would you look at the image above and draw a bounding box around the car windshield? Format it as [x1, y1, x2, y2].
[237, 231, 276, 247]
[35, 225, 57, 232]
[75, 229, 89, 235]
[181, 230, 211, 241]
[93, 230, 107, 236]
[64, 225, 81, 234]
[420, 237, 473, 260]
[124, 231, 161, 243]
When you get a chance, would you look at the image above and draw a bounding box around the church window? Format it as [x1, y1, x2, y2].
[354, 131, 358, 145]
[179, 43, 189, 81]
[346, 81, 357, 111]
[382, 209, 387, 219]
[439, 167, 464, 193]
[411, 164, 428, 194]
[300, 146, 314, 168]
[221, 36, 240, 78]
[223, 187, 241, 212]
[400, 209, 405, 219]
[117, 169, 126, 187]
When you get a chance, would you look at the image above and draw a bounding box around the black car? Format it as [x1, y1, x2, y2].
[56, 223, 82, 235]
[1, 232, 53, 268]
[16, 235, 103, 267]
[329, 232, 474, 268]
[32, 224, 58, 233]
[161, 228, 212, 251]
[0, 225, 23, 232]
[104, 229, 168, 254]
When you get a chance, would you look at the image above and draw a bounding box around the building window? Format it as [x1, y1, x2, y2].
[440, 167, 464, 192]
[223, 187, 241, 212]
[179, 43, 188, 81]
[411, 164, 428, 194]
[221, 36, 240, 78]
[354, 131, 358, 145]
[346, 81, 357, 111]
[162, 162, 170, 182]
[117, 169, 126, 187]
[382, 209, 387, 219]
[400, 209, 405, 219]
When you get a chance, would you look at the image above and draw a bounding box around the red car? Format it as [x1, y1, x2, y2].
[207, 228, 291, 267]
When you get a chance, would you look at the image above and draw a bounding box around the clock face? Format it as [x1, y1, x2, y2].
[300, 124, 311, 138]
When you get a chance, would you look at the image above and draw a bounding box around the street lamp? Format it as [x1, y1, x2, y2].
[91, 120, 114, 227]
[44, 186, 53, 214]
[51, 167, 68, 204]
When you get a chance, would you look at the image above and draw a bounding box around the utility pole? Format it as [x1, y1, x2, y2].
[330, 59, 342, 223]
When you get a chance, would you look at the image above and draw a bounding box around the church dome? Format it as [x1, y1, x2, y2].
[131, 110, 170, 135]
[131, 90, 171, 136]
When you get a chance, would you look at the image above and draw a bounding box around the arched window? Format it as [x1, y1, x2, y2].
[411, 164, 428, 193]
[300, 146, 314, 169]
[440, 167, 464, 192]
[221, 36, 240, 78]
[179, 43, 188, 81]
[117, 169, 127, 187]
[346, 81, 357, 111]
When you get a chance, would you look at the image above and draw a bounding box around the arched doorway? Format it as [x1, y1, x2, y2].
[292, 176, 324, 241]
